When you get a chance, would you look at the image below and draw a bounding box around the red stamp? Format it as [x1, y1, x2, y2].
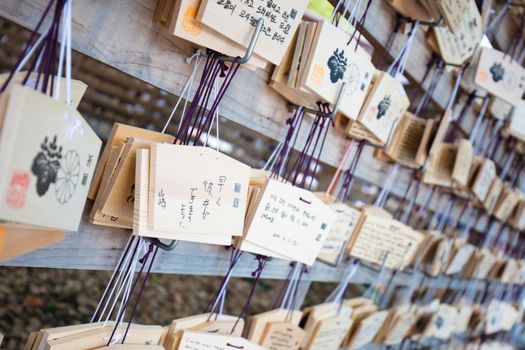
[6, 171, 30, 209]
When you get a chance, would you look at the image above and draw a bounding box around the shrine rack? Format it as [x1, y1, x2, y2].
[0, 0, 522, 297]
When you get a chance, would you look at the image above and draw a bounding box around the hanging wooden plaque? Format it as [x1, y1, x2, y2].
[242, 179, 337, 265]
[507, 100, 525, 142]
[168, 0, 268, 69]
[300, 21, 375, 121]
[383, 112, 434, 168]
[178, 331, 266, 350]
[432, 0, 481, 66]
[259, 321, 305, 350]
[196, 0, 309, 65]
[348, 214, 423, 269]
[475, 48, 525, 106]
[88, 123, 175, 199]
[345, 310, 388, 350]
[134, 149, 232, 245]
[357, 71, 410, 146]
[150, 144, 251, 236]
[318, 203, 361, 266]
[0, 85, 101, 231]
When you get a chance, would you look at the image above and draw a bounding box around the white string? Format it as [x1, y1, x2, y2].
[469, 96, 490, 143]
[486, 2, 510, 35]
[161, 52, 203, 134]
[108, 239, 146, 326]
[278, 109, 304, 178]
[326, 260, 359, 304]
[263, 142, 283, 171]
[280, 263, 301, 310]
[65, 0, 72, 105]
[348, 0, 363, 26]
[91, 236, 134, 323]
[52, 0, 72, 104]
[101, 239, 146, 326]
[500, 151, 516, 181]
[374, 163, 400, 208]
[330, 0, 345, 22]
[97, 238, 137, 323]
[387, 22, 419, 79]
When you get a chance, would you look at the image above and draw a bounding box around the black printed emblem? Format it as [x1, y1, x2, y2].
[490, 63, 505, 82]
[327, 48, 348, 83]
[376, 95, 391, 120]
[31, 135, 62, 196]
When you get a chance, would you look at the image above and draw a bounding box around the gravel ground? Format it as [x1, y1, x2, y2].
[0, 267, 335, 349]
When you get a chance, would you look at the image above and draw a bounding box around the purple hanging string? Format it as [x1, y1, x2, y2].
[39, 0, 65, 95]
[271, 262, 297, 310]
[204, 248, 243, 318]
[91, 236, 138, 322]
[336, 140, 364, 202]
[511, 158, 524, 187]
[409, 55, 436, 102]
[194, 61, 240, 145]
[107, 242, 155, 345]
[394, 171, 417, 220]
[378, 19, 401, 71]
[271, 109, 305, 179]
[405, 176, 421, 225]
[0, 0, 57, 93]
[121, 245, 159, 344]
[348, 0, 374, 51]
[415, 59, 445, 117]
[415, 186, 436, 230]
[444, 90, 476, 143]
[308, 105, 333, 190]
[230, 255, 267, 334]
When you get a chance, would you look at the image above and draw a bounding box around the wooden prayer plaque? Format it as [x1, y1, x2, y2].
[197, 0, 309, 65]
[301, 21, 375, 121]
[168, 0, 268, 69]
[150, 144, 251, 236]
[0, 85, 101, 231]
[318, 203, 361, 266]
[357, 71, 410, 146]
[432, 0, 481, 65]
[475, 48, 525, 106]
[242, 179, 337, 265]
[259, 321, 305, 350]
[88, 122, 175, 199]
[383, 112, 434, 168]
[348, 214, 423, 269]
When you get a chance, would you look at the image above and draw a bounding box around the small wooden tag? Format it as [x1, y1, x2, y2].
[196, 0, 309, 65]
[470, 159, 496, 202]
[348, 214, 423, 269]
[150, 144, 251, 236]
[242, 179, 337, 265]
[318, 203, 361, 266]
[178, 331, 266, 350]
[357, 72, 410, 146]
[475, 48, 525, 106]
[345, 310, 388, 350]
[383, 112, 434, 168]
[301, 20, 375, 121]
[259, 321, 305, 350]
[432, 0, 481, 65]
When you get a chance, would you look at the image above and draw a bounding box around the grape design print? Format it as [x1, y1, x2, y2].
[327, 48, 348, 83]
[376, 95, 391, 120]
[30, 135, 80, 204]
[31, 135, 62, 196]
[489, 63, 505, 82]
